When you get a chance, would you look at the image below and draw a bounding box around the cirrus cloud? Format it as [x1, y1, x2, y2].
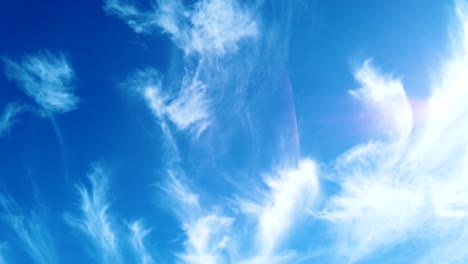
[319, 2, 468, 262]
[3, 50, 79, 115]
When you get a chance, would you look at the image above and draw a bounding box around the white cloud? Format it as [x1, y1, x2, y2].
[3, 50, 79, 115]
[65, 165, 160, 263]
[162, 170, 233, 264]
[104, 0, 258, 56]
[164, 73, 210, 133]
[0, 195, 58, 264]
[129, 221, 155, 264]
[350, 60, 413, 139]
[104, 0, 159, 34]
[157, 0, 258, 56]
[239, 159, 319, 263]
[111, 0, 259, 142]
[0, 102, 26, 136]
[319, 2, 468, 262]
[180, 214, 233, 264]
[64, 165, 119, 261]
[163, 170, 200, 209]
[128, 67, 211, 137]
[157, 160, 319, 264]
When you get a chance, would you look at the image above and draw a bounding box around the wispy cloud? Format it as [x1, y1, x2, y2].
[157, 0, 258, 56]
[65, 165, 160, 263]
[104, 0, 158, 34]
[319, 2, 468, 262]
[111, 0, 260, 145]
[239, 159, 319, 263]
[350, 59, 413, 139]
[159, 159, 319, 264]
[3, 50, 79, 115]
[162, 170, 233, 264]
[144, 69, 210, 136]
[0, 102, 26, 136]
[126, 66, 210, 138]
[180, 214, 233, 264]
[112, 1, 311, 262]
[129, 220, 155, 264]
[0, 194, 58, 264]
[64, 165, 119, 261]
[104, 0, 258, 56]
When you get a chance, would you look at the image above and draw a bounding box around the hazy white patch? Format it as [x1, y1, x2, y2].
[129, 220, 155, 264]
[64, 165, 119, 260]
[3, 51, 78, 115]
[155, 0, 185, 36]
[0, 102, 26, 136]
[0, 243, 6, 264]
[319, 2, 468, 261]
[0, 195, 58, 264]
[239, 159, 319, 262]
[239, 252, 297, 264]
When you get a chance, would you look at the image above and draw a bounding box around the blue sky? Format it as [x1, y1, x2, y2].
[1, 0, 468, 263]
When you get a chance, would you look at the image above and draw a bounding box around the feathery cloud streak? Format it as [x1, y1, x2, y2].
[0, 102, 26, 137]
[64, 165, 119, 261]
[3, 51, 78, 115]
[104, 0, 159, 34]
[237, 159, 319, 263]
[127, 67, 211, 136]
[157, 0, 258, 56]
[110, 0, 319, 262]
[65, 165, 157, 263]
[162, 170, 233, 264]
[319, 2, 468, 262]
[160, 159, 319, 263]
[0, 195, 58, 264]
[112, 0, 259, 137]
[105, 0, 258, 56]
[129, 221, 155, 264]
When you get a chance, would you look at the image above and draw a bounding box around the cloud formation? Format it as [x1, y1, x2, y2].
[110, 0, 259, 137]
[129, 220, 155, 264]
[104, 0, 158, 34]
[125, 67, 210, 137]
[162, 170, 233, 264]
[104, 0, 258, 56]
[3, 51, 79, 115]
[157, 0, 258, 56]
[64, 165, 119, 261]
[109, 0, 468, 262]
[143, 69, 211, 136]
[350, 60, 413, 139]
[0, 195, 58, 264]
[319, 2, 468, 262]
[238, 159, 319, 263]
[159, 159, 319, 264]
[0, 102, 26, 137]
